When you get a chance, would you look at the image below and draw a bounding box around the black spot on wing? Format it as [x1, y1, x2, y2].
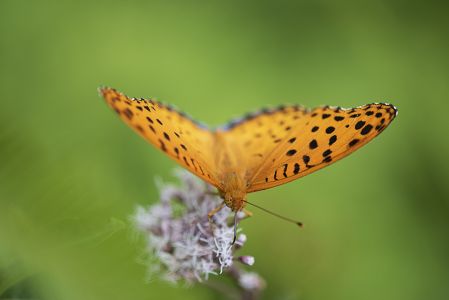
[163, 132, 170, 141]
[322, 149, 332, 157]
[283, 164, 288, 177]
[293, 163, 300, 174]
[123, 108, 133, 120]
[361, 124, 373, 135]
[309, 139, 318, 149]
[322, 156, 332, 163]
[303, 155, 310, 164]
[355, 121, 365, 130]
[334, 116, 344, 121]
[286, 149, 297, 156]
[349, 139, 359, 147]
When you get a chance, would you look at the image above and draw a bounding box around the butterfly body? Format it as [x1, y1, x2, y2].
[219, 171, 248, 211]
[212, 130, 249, 210]
[100, 87, 397, 212]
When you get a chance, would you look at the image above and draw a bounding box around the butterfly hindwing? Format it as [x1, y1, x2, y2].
[100, 87, 220, 187]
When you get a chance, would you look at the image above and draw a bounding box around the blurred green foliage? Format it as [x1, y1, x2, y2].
[1, 0, 449, 299]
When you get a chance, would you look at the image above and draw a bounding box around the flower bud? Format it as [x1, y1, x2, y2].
[238, 255, 255, 266]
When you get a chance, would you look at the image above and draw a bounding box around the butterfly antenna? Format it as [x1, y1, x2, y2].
[242, 200, 303, 227]
[232, 212, 238, 245]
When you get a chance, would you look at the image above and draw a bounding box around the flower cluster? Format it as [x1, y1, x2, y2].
[134, 170, 264, 294]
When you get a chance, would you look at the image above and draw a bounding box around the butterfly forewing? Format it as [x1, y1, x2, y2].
[244, 104, 397, 192]
[100, 87, 220, 187]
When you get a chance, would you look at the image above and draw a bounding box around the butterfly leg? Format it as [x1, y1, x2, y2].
[208, 202, 225, 223]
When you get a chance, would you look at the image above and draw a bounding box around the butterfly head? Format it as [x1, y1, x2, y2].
[220, 172, 248, 211]
[222, 190, 246, 211]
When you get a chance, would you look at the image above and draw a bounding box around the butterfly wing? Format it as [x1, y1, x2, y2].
[100, 87, 220, 187]
[218, 105, 310, 181]
[221, 103, 397, 193]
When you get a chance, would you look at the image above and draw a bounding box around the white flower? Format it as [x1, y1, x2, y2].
[133, 170, 254, 283]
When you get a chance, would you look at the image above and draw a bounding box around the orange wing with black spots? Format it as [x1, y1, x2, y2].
[217, 105, 310, 180]
[101, 87, 397, 210]
[100, 87, 220, 188]
[243, 104, 397, 192]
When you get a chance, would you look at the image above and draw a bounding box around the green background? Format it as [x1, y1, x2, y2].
[1, 0, 449, 299]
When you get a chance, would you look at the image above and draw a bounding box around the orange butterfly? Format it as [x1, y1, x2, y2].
[100, 87, 397, 215]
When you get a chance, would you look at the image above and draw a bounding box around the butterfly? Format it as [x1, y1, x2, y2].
[100, 87, 397, 214]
